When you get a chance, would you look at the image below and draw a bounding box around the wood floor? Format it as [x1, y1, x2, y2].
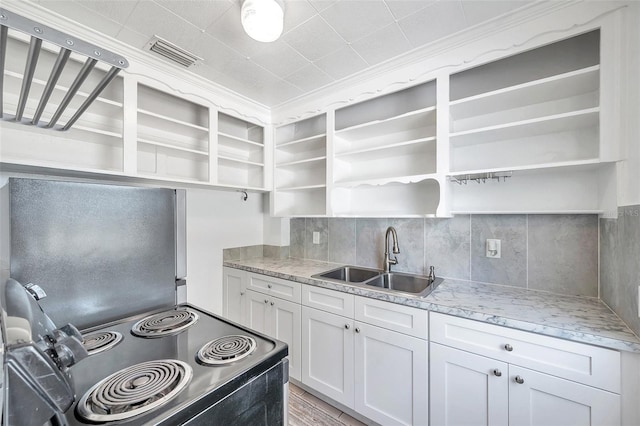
[289, 383, 367, 426]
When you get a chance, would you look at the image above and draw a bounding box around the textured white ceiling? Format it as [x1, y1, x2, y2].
[33, 0, 533, 107]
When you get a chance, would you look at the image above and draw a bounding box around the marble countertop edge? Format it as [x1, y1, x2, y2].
[223, 259, 640, 353]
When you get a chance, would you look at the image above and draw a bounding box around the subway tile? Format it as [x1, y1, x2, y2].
[390, 218, 425, 275]
[471, 215, 527, 288]
[528, 215, 598, 296]
[290, 218, 306, 259]
[305, 218, 329, 261]
[355, 218, 389, 269]
[424, 215, 471, 280]
[328, 218, 356, 264]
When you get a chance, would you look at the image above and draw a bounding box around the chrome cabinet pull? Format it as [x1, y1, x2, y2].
[504, 344, 513, 352]
[355, 327, 361, 333]
[270, 301, 274, 306]
[493, 369, 502, 377]
[345, 324, 350, 330]
[264, 299, 268, 304]
[515, 376, 524, 384]
[267, 284, 272, 289]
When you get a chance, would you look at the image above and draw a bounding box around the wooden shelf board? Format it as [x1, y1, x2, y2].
[277, 156, 327, 168]
[218, 155, 264, 167]
[448, 158, 603, 176]
[218, 131, 264, 147]
[335, 136, 436, 158]
[450, 65, 599, 110]
[137, 138, 208, 156]
[276, 133, 326, 148]
[276, 184, 326, 192]
[450, 107, 599, 147]
[336, 105, 436, 134]
[137, 108, 208, 132]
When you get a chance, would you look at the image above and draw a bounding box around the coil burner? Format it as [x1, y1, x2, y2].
[197, 335, 257, 365]
[82, 331, 123, 355]
[76, 359, 192, 422]
[131, 309, 199, 338]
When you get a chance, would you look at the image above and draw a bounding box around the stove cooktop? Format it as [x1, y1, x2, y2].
[64, 304, 287, 425]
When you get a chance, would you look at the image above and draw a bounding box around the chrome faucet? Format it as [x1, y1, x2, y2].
[383, 226, 400, 273]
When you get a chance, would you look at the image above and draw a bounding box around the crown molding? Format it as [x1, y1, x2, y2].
[271, 0, 628, 124]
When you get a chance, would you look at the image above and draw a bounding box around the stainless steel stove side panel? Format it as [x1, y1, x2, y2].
[9, 178, 177, 329]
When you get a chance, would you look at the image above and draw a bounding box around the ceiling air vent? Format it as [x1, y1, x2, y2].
[145, 35, 202, 68]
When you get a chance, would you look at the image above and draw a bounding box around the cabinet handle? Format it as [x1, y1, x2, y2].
[345, 324, 350, 330]
[240, 292, 245, 296]
[493, 369, 502, 377]
[264, 299, 268, 304]
[514, 376, 524, 384]
[267, 284, 272, 289]
[355, 327, 361, 333]
[504, 344, 513, 352]
[270, 301, 274, 306]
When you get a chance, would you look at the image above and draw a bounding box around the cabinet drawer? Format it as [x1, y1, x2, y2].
[246, 273, 301, 303]
[430, 313, 620, 393]
[302, 285, 354, 318]
[355, 296, 428, 339]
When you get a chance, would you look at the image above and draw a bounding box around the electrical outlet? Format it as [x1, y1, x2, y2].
[313, 231, 320, 245]
[486, 239, 501, 258]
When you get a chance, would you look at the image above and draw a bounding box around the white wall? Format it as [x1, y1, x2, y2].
[185, 188, 265, 315]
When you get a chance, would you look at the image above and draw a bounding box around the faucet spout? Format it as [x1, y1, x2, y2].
[384, 226, 400, 273]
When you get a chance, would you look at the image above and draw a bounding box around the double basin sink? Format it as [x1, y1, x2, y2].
[312, 265, 442, 298]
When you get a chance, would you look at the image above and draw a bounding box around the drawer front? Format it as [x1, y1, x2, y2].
[302, 285, 354, 318]
[430, 313, 620, 393]
[355, 296, 428, 339]
[247, 273, 301, 303]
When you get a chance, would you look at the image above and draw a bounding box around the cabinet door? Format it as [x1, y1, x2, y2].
[302, 306, 354, 408]
[244, 290, 269, 335]
[271, 298, 302, 382]
[509, 365, 621, 426]
[354, 322, 428, 426]
[430, 343, 508, 426]
[222, 268, 246, 325]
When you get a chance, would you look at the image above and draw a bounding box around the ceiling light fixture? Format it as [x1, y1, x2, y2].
[241, 0, 284, 43]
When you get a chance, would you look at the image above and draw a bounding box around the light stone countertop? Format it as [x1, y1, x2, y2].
[224, 257, 640, 353]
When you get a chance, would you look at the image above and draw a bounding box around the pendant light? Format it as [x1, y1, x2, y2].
[241, 0, 284, 43]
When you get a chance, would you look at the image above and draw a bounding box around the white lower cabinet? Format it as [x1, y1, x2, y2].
[508, 365, 620, 426]
[355, 322, 428, 426]
[430, 342, 509, 426]
[245, 289, 302, 381]
[222, 267, 246, 325]
[430, 312, 621, 426]
[301, 291, 428, 426]
[301, 306, 355, 407]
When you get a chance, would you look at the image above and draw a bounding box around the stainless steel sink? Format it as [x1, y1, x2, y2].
[364, 272, 442, 297]
[313, 266, 442, 298]
[312, 266, 382, 283]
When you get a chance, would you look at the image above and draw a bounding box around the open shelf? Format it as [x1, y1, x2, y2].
[449, 162, 614, 215]
[335, 106, 436, 140]
[137, 108, 208, 132]
[276, 159, 326, 189]
[331, 179, 440, 217]
[137, 143, 209, 183]
[334, 141, 436, 184]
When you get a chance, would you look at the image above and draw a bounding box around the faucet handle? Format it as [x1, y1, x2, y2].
[428, 266, 436, 281]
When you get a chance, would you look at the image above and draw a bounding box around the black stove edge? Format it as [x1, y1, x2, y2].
[156, 357, 288, 425]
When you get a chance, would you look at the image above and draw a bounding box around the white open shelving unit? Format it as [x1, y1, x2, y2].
[330, 80, 440, 217]
[447, 30, 613, 214]
[217, 112, 265, 190]
[273, 114, 327, 216]
[136, 84, 210, 183]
